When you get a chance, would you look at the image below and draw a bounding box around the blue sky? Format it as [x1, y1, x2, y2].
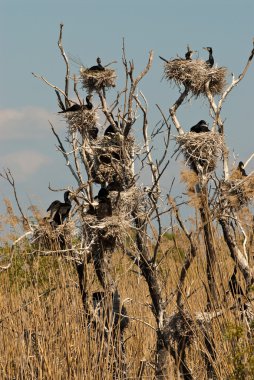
[0, 0, 254, 218]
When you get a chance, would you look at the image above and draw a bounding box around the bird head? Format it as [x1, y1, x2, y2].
[96, 57, 102, 64]
[238, 161, 245, 169]
[198, 120, 208, 126]
[203, 47, 212, 53]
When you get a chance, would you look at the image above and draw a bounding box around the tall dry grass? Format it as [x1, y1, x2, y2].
[0, 207, 253, 379]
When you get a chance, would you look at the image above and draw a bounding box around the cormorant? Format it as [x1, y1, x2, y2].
[203, 47, 214, 68]
[94, 187, 109, 201]
[95, 187, 112, 219]
[185, 45, 197, 60]
[47, 190, 72, 225]
[89, 127, 99, 140]
[190, 120, 210, 133]
[106, 174, 125, 192]
[58, 95, 93, 113]
[88, 57, 105, 71]
[238, 161, 248, 177]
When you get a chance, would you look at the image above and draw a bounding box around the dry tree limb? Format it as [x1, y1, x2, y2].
[0, 169, 30, 229]
[124, 50, 154, 137]
[169, 86, 189, 135]
[58, 23, 70, 108]
[49, 121, 82, 185]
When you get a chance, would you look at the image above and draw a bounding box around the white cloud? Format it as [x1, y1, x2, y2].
[0, 150, 52, 182]
[0, 106, 59, 140]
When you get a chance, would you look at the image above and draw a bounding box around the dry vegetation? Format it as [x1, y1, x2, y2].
[2, 27, 254, 380]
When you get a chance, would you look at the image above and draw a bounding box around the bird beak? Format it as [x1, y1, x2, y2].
[203, 47, 208, 51]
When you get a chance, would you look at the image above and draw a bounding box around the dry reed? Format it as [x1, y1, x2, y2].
[80, 67, 116, 93]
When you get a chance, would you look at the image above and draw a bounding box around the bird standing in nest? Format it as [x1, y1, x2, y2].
[58, 95, 93, 113]
[190, 120, 210, 133]
[203, 47, 214, 67]
[185, 45, 197, 60]
[47, 190, 72, 226]
[89, 57, 105, 71]
[238, 161, 248, 177]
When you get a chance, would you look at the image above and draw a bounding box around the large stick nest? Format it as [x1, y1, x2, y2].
[82, 187, 149, 247]
[32, 221, 75, 251]
[80, 67, 116, 93]
[63, 109, 98, 136]
[90, 135, 135, 186]
[163, 59, 227, 96]
[220, 175, 254, 210]
[176, 132, 225, 174]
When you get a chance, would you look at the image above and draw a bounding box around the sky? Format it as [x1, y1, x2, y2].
[0, 0, 254, 220]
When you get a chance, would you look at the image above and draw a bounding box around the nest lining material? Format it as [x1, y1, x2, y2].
[163, 59, 227, 96]
[176, 132, 225, 173]
[220, 175, 254, 210]
[63, 109, 98, 135]
[80, 67, 116, 92]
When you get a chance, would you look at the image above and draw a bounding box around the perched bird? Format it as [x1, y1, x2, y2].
[88, 57, 105, 71]
[47, 190, 72, 226]
[185, 45, 197, 60]
[88, 127, 99, 140]
[58, 95, 93, 113]
[238, 161, 248, 177]
[94, 187, 109, 202]
[190, 120, 210, 133]
[203, 47, 214, 68]
[94, 187, 112, 219]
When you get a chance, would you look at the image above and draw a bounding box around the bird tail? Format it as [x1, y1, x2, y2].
[55, 90, 66, 112]
[159, 56, 169, 63]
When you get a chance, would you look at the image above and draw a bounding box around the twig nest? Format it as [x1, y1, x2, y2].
[32, 221, 74, 251]
[91, 135, 135, 186]
[220, 175, 254, 210]
[62, 109, 98, 137]
[82, 187, 149, 248]
[80, 66, 116, 93]
[163, 59, 227, 96]
[176, 132, 225, 174]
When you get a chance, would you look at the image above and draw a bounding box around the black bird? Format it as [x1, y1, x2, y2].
[185, 45, 197, 60]
[94, 187, 109, 202]
[104, 117, 122, 136]
[89, 57, 105, 71]
[238, 161, 248, 177]
[58, 95, 93, 113]
[203, 47, 214, 68]
[190, 120, 210, 133]
[94, 187, 113, 217]
[89, 126, 99, 140]
[47, 190, 72, 226]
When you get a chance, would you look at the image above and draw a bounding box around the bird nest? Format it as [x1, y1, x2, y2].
[220, 176, 254, 210]
[91, 135, 135, 185]
[32, 221, 74, 251]
[163, 59, 227, 96]
[63, 109, 98, 136]
[80, 67, 116, 93]
[176, 132, 225, 174]
[83, 187, 148, 247]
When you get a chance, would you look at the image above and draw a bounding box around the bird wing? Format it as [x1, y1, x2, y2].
[47, 200, 61, 212]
